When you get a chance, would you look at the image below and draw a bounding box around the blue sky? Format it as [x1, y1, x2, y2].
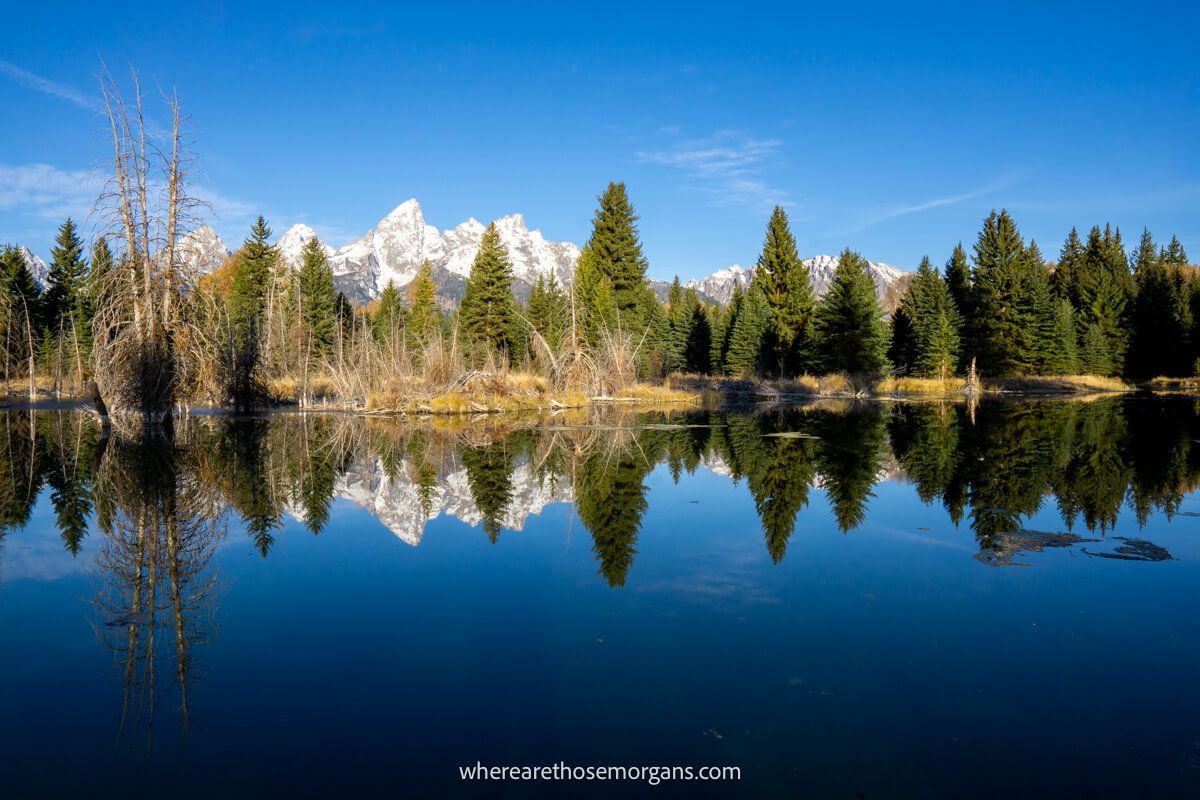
[2, 1, 1197, 280]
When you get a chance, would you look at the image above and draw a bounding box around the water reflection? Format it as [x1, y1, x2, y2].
[1, 399, 1197, 581]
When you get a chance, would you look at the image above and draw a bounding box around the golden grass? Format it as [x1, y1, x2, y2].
[876, 376, 967, 395]
[986, 374, 1132, 393]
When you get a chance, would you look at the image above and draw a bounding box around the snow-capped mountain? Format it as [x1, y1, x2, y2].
[685, 255, 912, 313]
[276, 223, 334, 270]
[684, 265, 754, 304]
[16, 246, 50, 287]
[326, 200, 579, 306]
[294, 452, 574, 546]
[177, 225, 230, 275]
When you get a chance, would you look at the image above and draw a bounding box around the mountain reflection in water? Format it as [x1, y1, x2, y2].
[1, 397, 1199, 796]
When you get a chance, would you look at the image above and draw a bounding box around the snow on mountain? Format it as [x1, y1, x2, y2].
[177, 225, 230, 275]
[276, 223, 334, 270]
[326, 199, 579, 305]
[685, 255, 912, 313]
[300, 452, 574, 546]
[684, 264, 754, 304]
[16, 246, 50, 287]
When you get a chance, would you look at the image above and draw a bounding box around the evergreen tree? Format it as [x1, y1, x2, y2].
[0, 245, 44, 371]
[458, 223, 521, 365]
[1074, 224, 1133, 375]
[724, 279, 768, 376]
[682, 292, 713, 373]
[812, 248, 890, 374]
[462, 441, 515, 543]
[1021, 241, 1060, 375]
[1129, 229, 1189, 377]
[971, 210, 1040, 375]
[1046, 299, 1079, 374]
[1051, 227, 1085, 301]
[755, 206, 814, 374]
[664, 276, 687, 373]
[910, 258, 963, 379]
[44, 217, 87, 334]
[229, 216, 277, 346]
[708, 302, 728, 373]
[373, 280, 407, 346]
[297, 235, 337, 359]
[526, 275, 568, 353]
[1079, 322, 1113, 375]
[406, 260, 440, 353]
[582, 182, 650, 329]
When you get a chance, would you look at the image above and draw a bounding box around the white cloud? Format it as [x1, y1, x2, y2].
[839, 172, 1033, 235]
[0, 60, 101, 112]
[637, 130, 791, 210]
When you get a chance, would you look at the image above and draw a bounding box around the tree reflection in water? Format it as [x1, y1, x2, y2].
[0, 398, 1195, 747]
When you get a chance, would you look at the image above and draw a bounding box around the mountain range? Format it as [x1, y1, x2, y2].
[22, 198, 912, 312]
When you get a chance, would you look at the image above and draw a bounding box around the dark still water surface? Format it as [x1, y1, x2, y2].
[1, 398, 1198, 799]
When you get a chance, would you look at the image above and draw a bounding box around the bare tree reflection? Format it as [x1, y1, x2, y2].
[91, 422, 225, 750]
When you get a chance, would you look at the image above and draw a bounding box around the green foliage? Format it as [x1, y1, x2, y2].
[812, 248, 890, 374]
[755, 206, 814, 374]
[229, 216, 277, 346]
[724, 280, 768, 376]
[1073, 224, 1133, 375]
[526, 275, 568, 352]
[891, 256, 962, 378]
[970, 210, 1044, 374]
[297, 235, 337, 358]
[405, 260, 441, 353]
[373, 280, 408, 346]
[1051, 227, 1084, 301]
[1079, 322, 1113, 375]
[582, 182, 650, 330]
[458, 223, 522, 365]
[1129, 229, 1191, 377]
[44, 217, 88, 334]
[1045, 299, 1079, 374]
[462, 440, 515, 543]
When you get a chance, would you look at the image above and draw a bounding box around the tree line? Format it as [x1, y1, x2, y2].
[3, 399, 1195, 585]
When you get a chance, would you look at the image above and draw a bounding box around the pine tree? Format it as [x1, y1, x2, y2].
[716, 286, 745, 374]
[229, 216, 277, 346]
[682, 291, 713, 373]
[582, 182, 650, 329]
[44, 217, 87, 334]
[725, 279, 768, 376]
[1046, 299, 1079, 374]
[664, 276, 688, 373]
[373, 280, 407, 346]
[971, 210, 1050, 375]
[526, 274, 568, 353]
[458, 223, 520, 365]
[571, 245, 603, 344]
[943, 242, 974, 361]
[812, 248, 890, 374]
[297, 235, 337, 359]
[1074, 224, 1133, 375]
[405, 260, 440, 353]
[1051, 227, 1085, 301]
[755, 206, 814, 374]
[0, 246, 44, 374]
[1128, 229, 1189, 377]
[1079, 322, 1112, 375]
[708, 302, 728, 374]
[908, 258, 962, 379]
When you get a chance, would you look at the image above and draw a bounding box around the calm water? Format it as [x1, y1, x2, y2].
[1, 398, 1198, 799]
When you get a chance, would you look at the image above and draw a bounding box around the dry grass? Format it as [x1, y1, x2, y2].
[986, 374, 1132, 393]
[1147, 375, 1200, 394]
[876, 376, 967, 395]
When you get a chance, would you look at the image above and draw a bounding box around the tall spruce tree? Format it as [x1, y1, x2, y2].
[1128, 228, 1189, 377]
[755, 206, 814, 374]
[971, 210, 1044, 375]
[724, 279, 768, 376]
[664, 276, 688, 373]
[582, 182, 650, 330]
[1051, 227, 1085, 302]
[812, 248, 890, 374]
[458, 223, 521, 365]
[893, 257, 962, 379]
[229, 216, 277, 346]
[373, 280, 407, 346]
[297, 235, 337, 359]
[44, 217, 87, 334]
[1046, 299, 1079, 374]
[1074, 224, 1133, 375]
[0, 246, 44, 373]
[406, 261, 440, 353]
[526, 275, 568, 352]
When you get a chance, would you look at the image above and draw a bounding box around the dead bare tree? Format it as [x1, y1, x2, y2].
[92, 63, 207, 425]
